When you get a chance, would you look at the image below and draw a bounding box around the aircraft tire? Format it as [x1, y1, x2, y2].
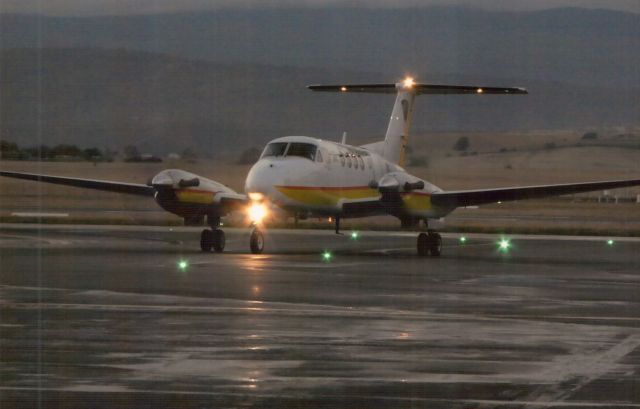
[428, 232, 442, 257]
[250, 228, 265, 254]
[200, 229, 213, 252]
[417, 232, 429, 257]
[212, 229, 225, 253]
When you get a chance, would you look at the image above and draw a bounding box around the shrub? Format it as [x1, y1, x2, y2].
[453, 136, 470, 151]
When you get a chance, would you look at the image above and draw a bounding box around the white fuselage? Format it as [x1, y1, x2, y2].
[245, 136, 448, 219]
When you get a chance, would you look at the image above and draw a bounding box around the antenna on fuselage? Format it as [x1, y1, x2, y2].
[341, 131, 347, 145]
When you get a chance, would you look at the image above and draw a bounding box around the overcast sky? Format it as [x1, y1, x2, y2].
[1, 0, 638, 16]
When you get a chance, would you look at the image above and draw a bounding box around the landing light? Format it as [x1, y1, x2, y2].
[403, 77, 415, 88]
[459, 236, 467, 243]
[351, 231, 359, 240]
[178, 259, 189, 271]
[340, 86, 347, 92]
[248, 202, 268, 224]
[607, 239, 615, 246]
[498, 238, 511, 252]
[322, 251, 332, 262]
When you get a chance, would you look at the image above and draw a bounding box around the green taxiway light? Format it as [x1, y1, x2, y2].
[178, 259, 189, 271]
[607, 239, 615, 246]
[459, 236, 467, 243]
[498, 238, 511, 252]
[322, 251, 333, 262]
[351, 231, 359, 240]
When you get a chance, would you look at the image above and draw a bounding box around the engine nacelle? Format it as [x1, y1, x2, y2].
[378, 172, 426, 193]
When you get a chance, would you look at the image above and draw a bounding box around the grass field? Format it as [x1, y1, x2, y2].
[1, 131, 639, 235]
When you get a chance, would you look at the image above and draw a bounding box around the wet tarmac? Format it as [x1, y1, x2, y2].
[1, 224, 640, 408]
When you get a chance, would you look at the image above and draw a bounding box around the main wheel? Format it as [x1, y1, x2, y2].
[200, 229, 213, 252]
[250, 228, 264, 254]
[417, 232, 429, 257]
[428, 232, 442, 257]
[212, 229, 226, 253]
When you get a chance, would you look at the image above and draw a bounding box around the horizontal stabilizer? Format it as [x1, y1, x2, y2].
[0, 171, 155, 197]
[431, 178, 640, 208]
[308, 83, 527, 95]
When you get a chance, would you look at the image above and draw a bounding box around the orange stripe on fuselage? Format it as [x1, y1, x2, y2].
[275, 185, 433, 211]
[275, 185, 378, 206]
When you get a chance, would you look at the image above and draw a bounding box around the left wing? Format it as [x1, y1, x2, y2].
[0, 171, 155, 197]
[431, 178, 640, 208]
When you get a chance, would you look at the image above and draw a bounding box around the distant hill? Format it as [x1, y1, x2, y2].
[1, 6, 638, 89]
[0, 48, 637, 156]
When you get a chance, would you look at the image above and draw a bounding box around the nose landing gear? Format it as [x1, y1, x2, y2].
[250, 227, 265, 254]
[417, 230, 442, 257]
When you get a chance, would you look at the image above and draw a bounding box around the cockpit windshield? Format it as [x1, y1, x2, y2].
[261, 142, 288, 158]
[286, 143, 317, 161]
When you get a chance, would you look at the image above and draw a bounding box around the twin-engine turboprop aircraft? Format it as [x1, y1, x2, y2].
[2, 77, 640, 256]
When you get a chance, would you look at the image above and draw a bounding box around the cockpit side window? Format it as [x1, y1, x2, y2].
[286, 143, 317, 161]
[261, 142, 288, 158]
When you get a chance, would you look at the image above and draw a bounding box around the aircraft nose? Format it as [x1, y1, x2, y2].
[245, 159, 283, 198]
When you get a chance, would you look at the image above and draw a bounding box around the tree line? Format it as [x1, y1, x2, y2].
[0, 140, 114, 162]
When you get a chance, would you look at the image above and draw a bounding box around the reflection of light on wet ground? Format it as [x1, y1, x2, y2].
[239, 255, 270, 272]
[245, 300, 265, 312]
[397, 332, 410, 339]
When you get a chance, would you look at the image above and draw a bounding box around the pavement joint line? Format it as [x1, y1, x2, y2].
[2, 223, 640, 242]
[0, 387, 639, 407]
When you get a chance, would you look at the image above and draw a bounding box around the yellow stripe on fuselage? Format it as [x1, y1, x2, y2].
[275, 186, 378, 206]
[175, 189, 215, 205]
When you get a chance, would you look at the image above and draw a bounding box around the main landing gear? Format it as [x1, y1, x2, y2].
[417, 230, 442, 257]
[200, 228, 225, 253]
[200, 216, 225, 253]
[199, 217, 265, 254]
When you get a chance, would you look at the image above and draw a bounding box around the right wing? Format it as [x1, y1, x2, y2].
[431, 178, 640, 208]
[0, 171, 155, 197]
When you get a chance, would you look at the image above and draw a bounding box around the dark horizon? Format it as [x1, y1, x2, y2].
[0, 0, 638, 17]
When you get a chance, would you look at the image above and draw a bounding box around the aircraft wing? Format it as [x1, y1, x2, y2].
[218, 193, 250, 212]
[0, 171, 155, 197]
[341, 198, 385, 217]
[431, 178, 640, 208]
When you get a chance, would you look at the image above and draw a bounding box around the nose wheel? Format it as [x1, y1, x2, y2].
[200, 228, 225, 253]
[417, 231, 441, 257]
[250, 227, 265, 254]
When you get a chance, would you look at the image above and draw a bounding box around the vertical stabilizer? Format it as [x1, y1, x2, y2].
[383, 79, 417, 166]
[308, 79, 527, 166]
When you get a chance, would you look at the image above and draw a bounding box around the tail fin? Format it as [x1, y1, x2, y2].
[308, 78, 527, 166]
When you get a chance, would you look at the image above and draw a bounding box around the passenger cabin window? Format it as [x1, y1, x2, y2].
[261, 142, 288, 158]
[286, 143, 317, 161]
